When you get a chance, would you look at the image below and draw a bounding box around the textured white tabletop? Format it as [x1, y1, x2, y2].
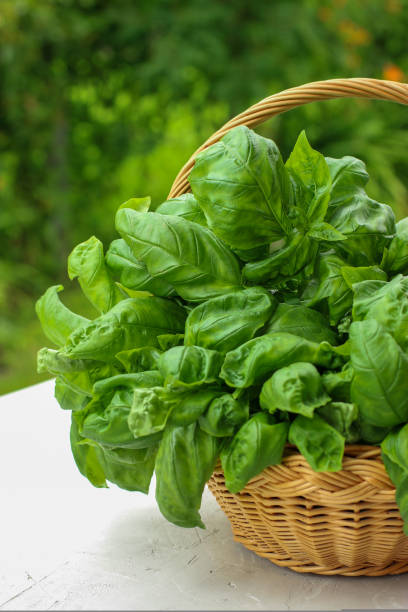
[1, 380, 408, 611]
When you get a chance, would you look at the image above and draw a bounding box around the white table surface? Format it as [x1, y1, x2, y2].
[1, 380, 408, 611]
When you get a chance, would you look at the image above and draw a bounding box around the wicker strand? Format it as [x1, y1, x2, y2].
[168, 77, 408, 575]
[168, 78, 408, 198]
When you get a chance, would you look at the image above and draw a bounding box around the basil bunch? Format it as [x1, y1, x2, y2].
[37, 127, 408, 532]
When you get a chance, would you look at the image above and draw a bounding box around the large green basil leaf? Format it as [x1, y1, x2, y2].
[115, 209, 242, 301]
[72, 412, 158, 493]
[68, 236, 124, 314]
[82, 389, 163, 449]
[115, 346, 162, 373]
[189, 126, 292, 250]
[106, 238, 175, 297]
[302, 254, 386, 326]
[198, 393, 249, 437]
[260, 362, 330, 418]
[36, 285, 89, 347]
[242, 232, 317, 285]
[37, 348, 103, 375]
[326, 193, 395, 266]
[265, 303, 338, 344]
[128, 387, 177, 438]
[220, 332, 340, 388]
[352, 275, 408, 350]
[302, 253, 352, 325]
[62, 297, 186, 361]
[55, 377, 89, 412]
[341, 265, 387, 288]
[169, 389, 221, 427]
[184, 288, 276, 353]
[381, 424, 408, 476]
[221, 413, 288, 493]
[317, 402, 360, 443]
[289, 414, 345, 471]
[93, 371, 163, 395]
[118, 196, 151, 212]
[381, 424, 408, 535]
[382, 218, 408, 275]
[325, 155, 369, 209]
[321, 364, 353, 402]
[158, 345, 223, 389]
[70, 413, 107, 487]
[58, 361, 116, 395]
[157, 333, 185, 351]
[359, 420, 392, 445]
[156, 193, 207, 226]
[350, 319, 408, 427]
[81, 371, 164, 448]
[95, 444, 157, 493]
[232, 244, 270, 263]
[286, 130, 331, 224]
[155, 422, 220, 528]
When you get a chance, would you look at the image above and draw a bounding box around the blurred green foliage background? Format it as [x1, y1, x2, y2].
[1, 0, 408, 394]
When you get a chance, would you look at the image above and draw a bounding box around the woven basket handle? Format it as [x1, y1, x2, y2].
[168, 77, 408, 198]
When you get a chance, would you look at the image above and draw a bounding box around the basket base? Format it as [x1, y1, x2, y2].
[208, 449, 408, 577]
[233, 537, 408, 576]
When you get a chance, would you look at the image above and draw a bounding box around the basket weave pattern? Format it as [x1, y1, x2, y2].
[208, 447, 408, 576]
[169, 78, 408, 575]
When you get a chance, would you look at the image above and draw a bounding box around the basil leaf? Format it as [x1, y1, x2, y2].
[156, 194, 206, 226]
[157, 333, 185, 351]
[118, 196, 151, 212]
[382, 218, 408, 275]
[321, 364, 353, 402]
[169, 389, 221, 427]
[289, 414, 345, 472]
[350, 319, 408, 427]
[260, 362, 330, 418]
[302, 253, 353, 325]
[286, 130, 332, 224]
[326, 193, 395, 266]
[158, 345, 223, 389]
[198, 393, 249, 437]
[352, 275, 408, 350]
[243, 232, 317, 285]
[341, 265, 387, 288]
[37, 347, 103, 375]
[95, 444, 157, 493]
[155, 423, 220, 528]
[62, 297, 186, 361]
[68, 236, 124, 314]
[184, 288, 276, 353]
[317, 402, 360, 443]
[106, 238, 175, 297]
[265, 303, 338, 344]
[307, 221, 346, 242]
[93, 371, 163, 395]
[359, 420, 392, 445]
[326, 155, 369, 208]
[128, 387, 177, 438]
[55, 377, 88, 412]
[221, 413, 288, 493]
[70, 414, 107, 488]
[221, 332, 341, 388]
[189, 125, 292, 250]
[115, 346, 162, 373]
[35, 285, 89, 347]
[382, 424, 408, 536]
[115, 209, 242, 301]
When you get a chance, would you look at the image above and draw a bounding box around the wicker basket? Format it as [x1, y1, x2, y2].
[168, 78, 408, 576]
